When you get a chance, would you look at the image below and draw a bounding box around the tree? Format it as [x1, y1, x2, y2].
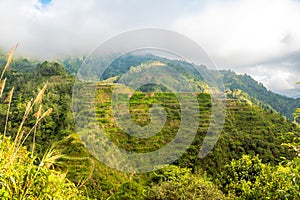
[294, 82, 300, 123]
[145, 165, 229, 200]
[220, 155, 300, 199]
[37, 61, 67, 76]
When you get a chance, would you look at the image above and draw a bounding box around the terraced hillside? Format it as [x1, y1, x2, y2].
[93, 85, 207, 152]
[1, 51, 299, 199]
[87, 84, 297, 172]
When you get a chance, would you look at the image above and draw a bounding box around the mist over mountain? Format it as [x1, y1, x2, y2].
[2, 0, 300, 198]
[274, 88, 300, 99]
[62, 54, 299, 120]
[2, 52, 298, 120]
[1, 49, 300, 199]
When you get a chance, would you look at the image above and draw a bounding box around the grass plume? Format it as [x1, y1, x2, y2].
[0, 45, 85, 199]
[0, 78, 7, 98]
[3, 87, 14, 139]
[0, 44, 18, 80]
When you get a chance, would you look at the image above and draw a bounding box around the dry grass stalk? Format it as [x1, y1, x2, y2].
[0, 46, 83, 199]
[0, 78, 7, 98]
[34, 83, 47, 104]
[40, 108, 53, 119]
[0, 44, 18, 80]
[32, 105, 42, 157]
[3, 87, 14, 139]
[18, 108, 53, 155]
[33, 105, 42, 119]
[15, 99, 33, 138]
[11, 83, 49, 161]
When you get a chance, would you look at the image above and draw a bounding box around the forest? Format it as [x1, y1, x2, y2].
[0, 46, 300, 199]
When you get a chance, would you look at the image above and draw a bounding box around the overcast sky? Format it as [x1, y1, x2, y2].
[0, 0, 300, 93]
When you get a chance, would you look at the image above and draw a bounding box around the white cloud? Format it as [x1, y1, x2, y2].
[172, 0, 300, 91]
[0, 0, 299, 91]
[172, 0, 300, 67]
[0, 0, 114, 58]
[241, 63, 299, 90]
[0, 0, 189, 58]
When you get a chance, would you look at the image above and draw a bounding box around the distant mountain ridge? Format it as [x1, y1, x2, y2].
[220, 69, 299, 120]
[78, 54, 298, 120]
[1, 51, 300, 199]
[0, 53, 298, 120]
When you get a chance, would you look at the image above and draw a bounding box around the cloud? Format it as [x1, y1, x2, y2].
[0, 0, 299, 91]
[173, 0, 300, 65]
[242, 50, 300, 90]
[242, 63, 299, 90]
[0, 0, 113, 58]
[172, 0, 300, 90]
[0, 0, 189, 58]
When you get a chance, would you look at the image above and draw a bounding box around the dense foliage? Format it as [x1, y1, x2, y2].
[220, 155, 300, 199]
[76, 54, 298, 120]
[0, 137, 85, 199]
[0, 50, 300, 199]
[0, 47, 84, 199]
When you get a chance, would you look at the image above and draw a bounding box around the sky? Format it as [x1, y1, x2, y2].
[0, 0, 300, 95]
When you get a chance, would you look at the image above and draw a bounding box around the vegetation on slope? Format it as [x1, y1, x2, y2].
[0, 49, 299, 199]
[0, 46, 84, 199]
[219, 155, 300, 199]
[72, 54, 298, 120]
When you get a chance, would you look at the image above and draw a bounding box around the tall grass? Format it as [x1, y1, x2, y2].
[0, 45, 85, 199]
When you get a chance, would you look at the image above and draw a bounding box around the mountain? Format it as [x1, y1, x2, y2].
[65, 76, 299, 198]
[71, 54, 298, 120]
[220, 70, 299, 120]
[1, 52, 300, 199]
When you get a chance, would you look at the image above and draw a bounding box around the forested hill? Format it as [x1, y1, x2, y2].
[61, 54, 299, 120]
[221, 70, 299, 120]
[0, 53, 298, 120]
[1, 52, 300, 199]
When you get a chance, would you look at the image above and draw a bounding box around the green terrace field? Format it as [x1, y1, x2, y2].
[93, 84, 210, 153]
[83, 84, 297, 171]
[1, 52, 300, 199]
[51, 83, 300, 199]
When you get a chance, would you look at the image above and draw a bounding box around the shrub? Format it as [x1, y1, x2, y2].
[145, 165, 229, 200]
[0, 45, 85, 199]
[0, 137, 85, 199]
[220, 155, 300, 199]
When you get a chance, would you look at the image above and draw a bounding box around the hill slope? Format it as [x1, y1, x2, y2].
[74, 54, 298, 120]
[1, 53, 300, 199]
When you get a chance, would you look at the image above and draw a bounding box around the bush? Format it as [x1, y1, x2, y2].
[220, 155, 300, 199]
[145, 165, 229, 200]
[0, 137, 85, 199]
[0, 46, 85, 199]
